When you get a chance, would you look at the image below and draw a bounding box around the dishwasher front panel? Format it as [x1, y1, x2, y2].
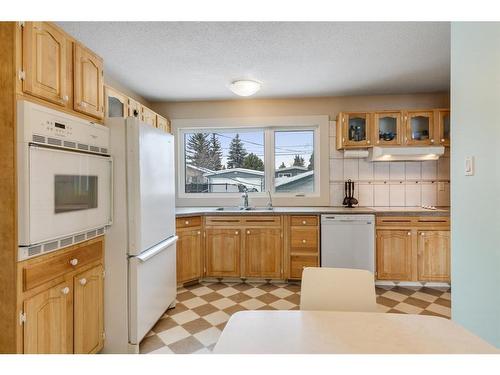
[320, 215, 375, 272]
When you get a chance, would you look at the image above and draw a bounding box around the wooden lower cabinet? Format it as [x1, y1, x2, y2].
[177, 228, 203, 284]
[18, 237, 105, 354]
[287, 215, 320, 280]
[23, 281, 73, 354]
[417, 231, 450, 281]
[73, 265, 104, 354]
[243, 228, 282, 278]
[205, 228, 241, 277]
[376, 216, 450, 282]
[376, 230, 413, 281]
[290, 255, 318, 279]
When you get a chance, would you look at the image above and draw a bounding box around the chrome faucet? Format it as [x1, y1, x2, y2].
[266, 190, 273, 209]
[241, 189, 249, 209]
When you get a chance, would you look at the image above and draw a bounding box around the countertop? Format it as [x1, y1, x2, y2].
[176, 206, 450, 217]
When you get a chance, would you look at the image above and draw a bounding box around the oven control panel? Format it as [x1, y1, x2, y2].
[17, 100, 110, 149]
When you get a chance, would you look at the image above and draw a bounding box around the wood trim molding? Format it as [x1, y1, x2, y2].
[0, 22, 19, 354]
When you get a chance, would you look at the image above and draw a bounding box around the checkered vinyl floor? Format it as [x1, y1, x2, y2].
[139, 281, 451, 354]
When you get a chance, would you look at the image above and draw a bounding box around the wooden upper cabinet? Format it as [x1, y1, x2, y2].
[73, 43, 104, 119]
[417, 231, 450, 282]
[373, 112, 403, 146]
[376, 230, 412, 281]
[337, 112, 372, 149]
[128, 98, 141, 118]
[177, 229, 203, 284]
[141, 105, 157, 127]
[157, 115, 170, 133]
[205, 228, 241, 277]
[23, 281, 73, 354]
[73, 265, 104, 354]
[404, 110, 435, 146]
[436, 109, 450, 147]
[244, 228, 282, 279]
[22, 22, 69, 106]
[104, 86, 128, 118]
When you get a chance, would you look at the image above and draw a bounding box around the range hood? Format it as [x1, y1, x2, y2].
[368, 146, 445, 161]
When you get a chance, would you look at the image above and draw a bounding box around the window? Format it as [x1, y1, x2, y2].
[54, 175, 98, 213]
[176, 115, 329, 206]
[274, 130, 314, 193]
[184, 130, 265, 193]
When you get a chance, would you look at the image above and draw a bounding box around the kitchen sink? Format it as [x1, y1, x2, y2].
[215, 207, 274, 211]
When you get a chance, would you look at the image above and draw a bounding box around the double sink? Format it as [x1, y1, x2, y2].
[215, 206, 274, 212]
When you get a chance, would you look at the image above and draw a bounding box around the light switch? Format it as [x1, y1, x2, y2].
[465, 156, 475, 176]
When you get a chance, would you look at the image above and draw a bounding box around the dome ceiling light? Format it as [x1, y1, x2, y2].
[229, 80, 262, 97]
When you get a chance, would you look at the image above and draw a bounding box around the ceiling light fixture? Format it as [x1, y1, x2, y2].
[229, 80, 261, 97]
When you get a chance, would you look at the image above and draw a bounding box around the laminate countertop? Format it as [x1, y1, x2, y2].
[175, 206, 450, 217]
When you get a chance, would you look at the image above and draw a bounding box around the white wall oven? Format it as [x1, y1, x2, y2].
[17, 101, 112, 260]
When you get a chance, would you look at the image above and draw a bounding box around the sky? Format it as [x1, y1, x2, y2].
[185, 130, 314, 170]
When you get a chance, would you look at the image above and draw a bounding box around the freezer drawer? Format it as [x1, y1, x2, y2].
[128, 236, 177, 345]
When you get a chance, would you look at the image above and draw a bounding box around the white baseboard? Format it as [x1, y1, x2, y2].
[375, 280, 450, 288]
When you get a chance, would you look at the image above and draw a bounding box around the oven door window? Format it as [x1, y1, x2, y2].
[54, 175, 98, 213]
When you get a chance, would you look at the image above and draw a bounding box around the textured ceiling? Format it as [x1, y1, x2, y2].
[57, 22, 450, 102]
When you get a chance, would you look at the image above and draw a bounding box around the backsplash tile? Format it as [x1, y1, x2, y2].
[328, 131, 450, 207]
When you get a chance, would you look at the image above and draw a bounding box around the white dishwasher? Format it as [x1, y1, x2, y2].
[321, 214, 375, 272]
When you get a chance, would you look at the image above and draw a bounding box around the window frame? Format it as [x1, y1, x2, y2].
[173, 115, 330, 207]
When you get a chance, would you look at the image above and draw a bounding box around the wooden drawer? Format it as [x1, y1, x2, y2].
[290, 255, 318, 279]
[376, 216, 414, 227]
[22, 238, 103, 292]
[416, 216, 450, 228]
[205, 216, 243, 226]
[176, 216, 202, 229]
[243, 216, 281, 227]
[290, 215, 318, 227]
[290, 227, 318, 253]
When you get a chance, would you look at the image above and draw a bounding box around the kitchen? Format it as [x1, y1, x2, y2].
[1, 4, 500, 372]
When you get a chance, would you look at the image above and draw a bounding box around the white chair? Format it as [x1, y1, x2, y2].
[300, 267, 377, 312]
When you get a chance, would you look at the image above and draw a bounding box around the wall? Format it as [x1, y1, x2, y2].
[154, 92, 450, 207]
[328, 121, 451, 207]
[451, 23, 500, 347]
[151, 92, 449, 120]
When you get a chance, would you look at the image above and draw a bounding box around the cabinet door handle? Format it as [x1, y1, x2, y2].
[79, 278, 87, 286]
[407, 232, 411, 236]
[61, 287, 70, 295]
[302, 220, 306, 225]
[420, 232, 425, 236]
[235, 231, 239, 235]
[61, 95, 69, 102]
[69, 258, 79, 266]
[302, 239, 307, 243]
[430, 139, 435, 144]
[197, 231, 201, 235]
[247, 230, 250, 234]
[441, 138, 445, 143]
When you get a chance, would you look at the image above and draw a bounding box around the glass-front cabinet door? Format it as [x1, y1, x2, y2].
[437, 109, 450, 147]
[373, 112, 402, 146]
[104, 86, 128, 118]
[341, 112, 371, 148]
[404, 110, 435, 145]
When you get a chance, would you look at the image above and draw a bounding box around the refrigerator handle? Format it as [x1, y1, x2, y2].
[134, 236, 178, 263]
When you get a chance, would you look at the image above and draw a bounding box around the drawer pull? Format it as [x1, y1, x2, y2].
[185, 220, 190, 225]
[197, 231, 201, 235]
[302, 239, 307, 244]
[407, 232, 411, 236]
[61, 287, 70, 295]
[247, 230, 251, 234]
[302, 221, 306, 225]
[420, 232, 425, 236]
[235, 231, 239, 235]
[69, 258, 79, 266]
[79, 278, 87, 286]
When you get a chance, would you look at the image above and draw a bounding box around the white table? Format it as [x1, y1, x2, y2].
[213, 311, 498, 354]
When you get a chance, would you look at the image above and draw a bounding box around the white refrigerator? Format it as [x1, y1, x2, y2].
[104, 117, 177, 353]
